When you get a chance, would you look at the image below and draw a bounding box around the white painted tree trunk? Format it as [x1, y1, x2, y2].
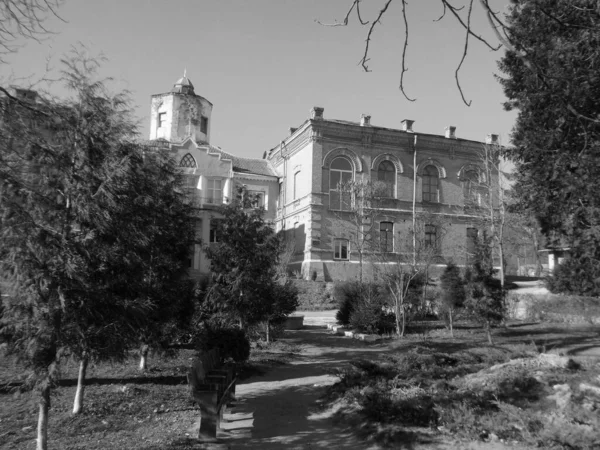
[37, 385, 50, 450]
[139, 345, 149, 371]
[72, 355, 88, 414]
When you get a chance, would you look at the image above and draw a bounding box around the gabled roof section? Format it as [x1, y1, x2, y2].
[208, 147, 278, 177]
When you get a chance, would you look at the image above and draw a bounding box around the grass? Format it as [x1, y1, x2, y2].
[323, 321, 600, 449]
[0, 341, 303, 450]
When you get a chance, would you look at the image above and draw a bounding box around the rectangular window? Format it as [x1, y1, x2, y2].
[293, 171, 300, 200]
[380, 222, 394, 252]
[248, 190, 265, 208]
[209, 220, 220, 243]
[200, 116, 208, 134]
[334, 239, 349, 260]
[425, 224, 438, 249]
[207, 179, 222, 204]
[158, 112, 166, 128]
[278, 181, 283, 208]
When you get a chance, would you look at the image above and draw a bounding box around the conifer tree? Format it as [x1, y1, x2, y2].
[0, 51, 196, 446]
[464, 232, 505, 345]
[440, 261, 465, 338]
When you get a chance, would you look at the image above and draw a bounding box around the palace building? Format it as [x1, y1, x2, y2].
[148, 75, 497, 281]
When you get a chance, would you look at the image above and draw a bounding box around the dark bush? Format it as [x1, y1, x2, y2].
[196, 326, 250, 362]
[349, 295, 395, 335]
[334, 280, 365, 325]
[547, 257, 600, 297]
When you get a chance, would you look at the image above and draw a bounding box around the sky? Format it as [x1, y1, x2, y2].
[1, 0, 517, 160]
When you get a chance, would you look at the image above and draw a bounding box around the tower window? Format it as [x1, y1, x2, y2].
[158, 112, 167, 128]
[179, 153, 197, 168]
[200, 116, 208, 134]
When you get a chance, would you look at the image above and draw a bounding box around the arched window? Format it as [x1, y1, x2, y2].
[330, 157, 353, 211]
[422, 165, 439, 203]
[179, 153, 197, 168]
[464, 170, 480, 206]
[377, 160, 395, 198]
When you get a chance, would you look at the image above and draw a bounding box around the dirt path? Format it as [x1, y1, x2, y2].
[203, 327, 523, 450]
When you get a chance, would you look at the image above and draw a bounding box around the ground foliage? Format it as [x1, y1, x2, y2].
[498, 0, 600, 296]
[325, 326, 600, 449]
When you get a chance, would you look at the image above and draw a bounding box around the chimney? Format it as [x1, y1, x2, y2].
[401, 119, 415, 132]
[310, 106, 324, 120]
[445, 126, 456, 139]
[360, 114, 371, 126]
[289, 127, 297, 135]
[486, 133, 499, 144]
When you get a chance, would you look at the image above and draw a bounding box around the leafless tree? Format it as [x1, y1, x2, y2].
[317, 0, 600, 125]
[330, 179, 388, 283]
[0, 0, 63, 62]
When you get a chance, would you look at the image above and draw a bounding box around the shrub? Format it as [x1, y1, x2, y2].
[349, 298, 395, 335]
[334, 280, 365, 325]
[196, 326, 250, 362]
[547, 253, 600, 297]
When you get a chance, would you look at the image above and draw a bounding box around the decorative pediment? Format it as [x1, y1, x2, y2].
[322, 147, 363, 172]
[416, 158, 447, 178]
[371, 154, 404, 173]
[457, 163, 486, 182]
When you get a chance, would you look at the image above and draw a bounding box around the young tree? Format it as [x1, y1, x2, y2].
[331, 179, 388, 283]
[0, 51, 197, 444]
[376, 212, 447, 336]
[464, 231, 505, 345]
[203, 187, 295, 331]
[498, 1, 600, 296]
[439, 261, 465, 338]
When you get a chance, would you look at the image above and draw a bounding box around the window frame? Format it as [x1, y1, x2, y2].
[379, 221, 394, 253]
[293, 171, 301, 200]
[377, 160, 396, 198]
[464, 170, 480, 206]
[206, 178, 223, 204]
[422, 165, 440, 203]
[209, 220, 220, 243]
[158, 112, 167, 128]
[329, 157, 354, 211]
[424, 224, 438, 250]
[333, 238, 350, 260]
[247, 190, 265, 208]
[200, 116, 208, 134]
[179, 153, 197, 168]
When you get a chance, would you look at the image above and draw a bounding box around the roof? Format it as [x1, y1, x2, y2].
[211, 147, 278, 177]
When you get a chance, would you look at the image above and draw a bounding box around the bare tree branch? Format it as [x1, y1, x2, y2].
[359, 0, 393, 73]
[455, 0, 474, 106]
[399, 0, 415, 102]
[314, 0, 368, 27]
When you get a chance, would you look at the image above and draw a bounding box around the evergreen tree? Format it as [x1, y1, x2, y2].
[439, 261, 465, 338]
[203, 187, 297, 331]
[0, 51, 196, 446]
[464, 232, 505, 345]
[498, 0, 600, 295]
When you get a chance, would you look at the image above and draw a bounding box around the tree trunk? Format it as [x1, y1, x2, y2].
[37, 384, 50, 450]
[394, 297, 402, 337]
[449, 308, 454, 338]
[485, 320, 494, 345]
[401, 307, 406, 337]
[139, 344, 149, 371]
[72, 354, 88, 414]
[265, 320, 270, 344]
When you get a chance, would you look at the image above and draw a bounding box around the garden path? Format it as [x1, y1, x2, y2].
[196, 324, 529, 450]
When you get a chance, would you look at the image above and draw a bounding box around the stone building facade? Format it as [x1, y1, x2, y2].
[149, 76, 496, 281]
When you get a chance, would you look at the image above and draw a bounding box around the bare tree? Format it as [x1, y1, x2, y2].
[0, 0, 63, 62]
[317, 0, 600, 125]
[330, 179, 388, 283]
[375, 212, 448, 336]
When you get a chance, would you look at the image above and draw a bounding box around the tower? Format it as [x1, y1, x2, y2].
[149, 73, 213, 143]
